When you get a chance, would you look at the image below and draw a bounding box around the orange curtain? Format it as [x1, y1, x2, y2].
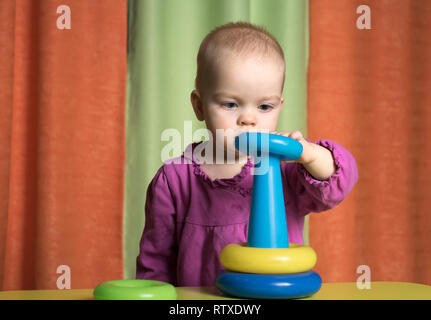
[0, 0, 127, 290]
[308, 0, 431, 285]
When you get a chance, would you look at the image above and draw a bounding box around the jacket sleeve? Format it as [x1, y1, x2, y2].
[136, 166, 178, 285]
[283, 139, 358, 216]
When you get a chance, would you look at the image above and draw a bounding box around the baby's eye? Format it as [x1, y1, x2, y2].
[223, 102, 237, 109]
[259, 104, 273, 111]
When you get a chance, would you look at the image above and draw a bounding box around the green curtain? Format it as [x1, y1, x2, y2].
[125, 0, 309, 279]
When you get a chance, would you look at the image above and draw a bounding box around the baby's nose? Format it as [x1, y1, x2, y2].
[238, 112, 257, 127]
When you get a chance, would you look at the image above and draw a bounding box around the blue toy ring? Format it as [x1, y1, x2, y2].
[216, 271, 322, 299]
[235, 132, 303, 162]
[234, 132, 304, 248]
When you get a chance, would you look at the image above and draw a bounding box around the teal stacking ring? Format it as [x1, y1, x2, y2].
[235, 132, 303, 162]
[93, 279, 177, 300]
[234, 132, 304, 248]
[216, 271, 322, 299]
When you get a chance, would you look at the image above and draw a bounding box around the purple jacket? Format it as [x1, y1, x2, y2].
[136, 140, 358, 286]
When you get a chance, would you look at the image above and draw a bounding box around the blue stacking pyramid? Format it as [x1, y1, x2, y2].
[216, 133, 322, 299]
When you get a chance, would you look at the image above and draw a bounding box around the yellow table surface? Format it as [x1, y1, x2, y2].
[0, 282, 431, 300]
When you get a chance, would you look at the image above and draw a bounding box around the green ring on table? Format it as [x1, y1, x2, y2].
[93, 279, 177, 300]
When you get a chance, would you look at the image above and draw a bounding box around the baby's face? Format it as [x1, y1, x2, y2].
[197, 51, 285, 157]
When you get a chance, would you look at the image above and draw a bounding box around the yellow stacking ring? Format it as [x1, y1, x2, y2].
[219, 243, 317, 274]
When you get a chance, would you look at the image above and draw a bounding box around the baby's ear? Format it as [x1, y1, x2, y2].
[191, 90, 205, 121]
[280, 97, 285, 109]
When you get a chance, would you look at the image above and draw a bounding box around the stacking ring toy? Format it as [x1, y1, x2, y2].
[219, 243, 317, 274]
[216, 271, 322, 299]
[215, 133, 322, 300]
[93, 279, 177, 300]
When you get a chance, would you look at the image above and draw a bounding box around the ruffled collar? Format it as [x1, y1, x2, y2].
[183, 141, 253, 196]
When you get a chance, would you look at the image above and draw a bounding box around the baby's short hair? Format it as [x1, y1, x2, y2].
[195, 21, 286, 94]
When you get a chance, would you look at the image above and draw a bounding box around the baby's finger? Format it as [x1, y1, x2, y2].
[277, 131, 291, 137]
[289, 130, 303, 140]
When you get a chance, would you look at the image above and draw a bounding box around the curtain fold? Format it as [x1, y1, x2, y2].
[0, 0, 127, 290]
[308, 0, 431, 285]
[125, 0, 309, 279]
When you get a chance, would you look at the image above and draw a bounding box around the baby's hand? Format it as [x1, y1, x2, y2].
[270, 131, 319, 165]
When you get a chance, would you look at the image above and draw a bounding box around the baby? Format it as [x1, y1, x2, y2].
[136, 22, 358, 286]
